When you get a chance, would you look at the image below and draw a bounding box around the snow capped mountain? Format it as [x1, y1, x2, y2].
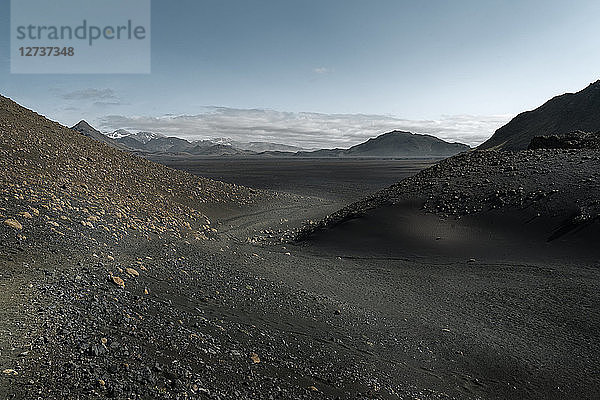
[194, 137, 234, 146]
[106, 129, 165, 144]
[106, 129, 132, 139]
[192, 138, 305, 152]
[104, 128, 306, 153]
[130, 131, 165, 144]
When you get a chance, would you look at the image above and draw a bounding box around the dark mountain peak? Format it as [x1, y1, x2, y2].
[320, 131, 470, 158]
[374, 130, 430, 140]
[380, 130, 413, 136]
[70, 120, 129, 150]
[72, 120, 95, 131]
[479, 80, 600, 150]
[354, 130, 467, 147]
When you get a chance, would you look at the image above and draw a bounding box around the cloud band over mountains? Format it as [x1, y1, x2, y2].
[98, 108, 510, 149]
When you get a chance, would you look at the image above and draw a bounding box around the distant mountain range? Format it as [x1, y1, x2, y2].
[70, 122, 470, 158]
[87, 79, 600, 155]
[479, 80, 600, 150]
[225, 140, 305, 153]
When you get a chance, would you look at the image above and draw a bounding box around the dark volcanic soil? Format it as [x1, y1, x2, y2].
[2, 95, 600, 400]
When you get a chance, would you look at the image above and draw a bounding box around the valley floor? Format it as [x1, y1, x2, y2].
[1, 158, 599, 399]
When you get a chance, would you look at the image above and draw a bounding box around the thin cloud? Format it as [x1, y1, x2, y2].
[62, 88, 118, 101]
[98, 108, 511, 149]
[93, 101, 125, 108]
[313, 67, 332, 74]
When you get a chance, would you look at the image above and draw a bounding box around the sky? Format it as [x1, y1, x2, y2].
[1, 0, 600, 148]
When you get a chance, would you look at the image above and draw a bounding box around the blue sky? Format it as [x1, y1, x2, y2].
[1, 0, 600, 148]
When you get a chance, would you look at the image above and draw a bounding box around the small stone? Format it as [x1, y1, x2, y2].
[111, 275, 125, 288]
[98, 379, 105, 386]
[308, 385, 319, 392]
[2, 369, 17, 375]
[21, 212, 32, 219]
[4, 219, 22, 230]
[125, 268, 139, 277]
[249, 352, 261, 364]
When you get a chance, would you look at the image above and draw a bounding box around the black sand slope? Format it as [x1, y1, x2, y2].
[479, 81, 600, 150]
[297, 149, 600, 263]
[304, 200, 600, 263]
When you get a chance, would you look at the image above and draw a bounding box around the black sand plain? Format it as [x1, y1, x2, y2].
[146, 156, 437, 203]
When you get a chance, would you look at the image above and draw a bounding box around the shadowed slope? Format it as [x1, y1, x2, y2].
[479, 81, 600, 150]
